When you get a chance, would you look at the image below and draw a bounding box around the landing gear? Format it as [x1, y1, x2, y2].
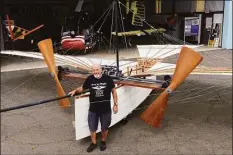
[120, 117, 129, 125]
[120, 114, 132, 125]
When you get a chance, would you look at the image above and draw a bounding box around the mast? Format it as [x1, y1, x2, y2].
[114, 0, 119, 72]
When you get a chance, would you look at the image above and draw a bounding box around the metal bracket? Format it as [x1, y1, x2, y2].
[50, 72, 55, 78]
[165, 87, 173, 94]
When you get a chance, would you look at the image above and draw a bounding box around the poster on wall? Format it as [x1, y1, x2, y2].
[185, 17, 200, 36]
[206, 17, 212, 29]
[208, 23, 221, 47]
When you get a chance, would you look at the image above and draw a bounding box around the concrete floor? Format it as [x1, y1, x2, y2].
[1, 48, 232, 154]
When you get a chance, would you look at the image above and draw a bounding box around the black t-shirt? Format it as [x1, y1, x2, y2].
[82, 74, 115, 114]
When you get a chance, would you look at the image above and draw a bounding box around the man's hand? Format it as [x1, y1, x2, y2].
[113, 104, 118, 114]
[68, 87, 83, 97]
[68, 90, 76, 96]
[112, 88, 118, 114]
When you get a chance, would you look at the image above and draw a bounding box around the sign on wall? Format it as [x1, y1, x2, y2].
[185, 17, 200, 36]
[184, 15, 202, 44]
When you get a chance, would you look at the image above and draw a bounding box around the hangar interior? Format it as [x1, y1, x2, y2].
[1, 0, 232, 50]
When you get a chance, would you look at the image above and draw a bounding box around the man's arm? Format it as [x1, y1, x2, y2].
[75, 86, 84, 94]
[69, 76, 90, 96]
[112, 88, 118, 106]
[75, 76, 90, 94]
[69, 86, 84, 96]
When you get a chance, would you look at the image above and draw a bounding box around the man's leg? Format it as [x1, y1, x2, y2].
[101, 130, 108, 141]
[87, 111, 99, 152]
[99, 111, 112, 151]
[90, 132, 97, 144]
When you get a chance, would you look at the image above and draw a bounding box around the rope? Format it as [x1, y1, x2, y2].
[89, 2, 114, 33]
[97, 4, 114, 32]
[109, 3, 115, 54]
[118, 0, 128, 52]
[3, 71, 44, 97]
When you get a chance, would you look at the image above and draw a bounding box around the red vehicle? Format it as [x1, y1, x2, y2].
[60, 13, 98, 52]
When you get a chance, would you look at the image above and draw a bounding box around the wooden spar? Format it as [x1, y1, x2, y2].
[62, 73, 88, 80]
[115, 80, 163, 90]
[6, 15, 44, 41]
[111, 28, 166, 36]
[130, 73, 153, 78]
[13, 24, 44, 41]
[62, 72, 153, 80]
[6, 15, 14, 40]
[61, 72, 162, 90]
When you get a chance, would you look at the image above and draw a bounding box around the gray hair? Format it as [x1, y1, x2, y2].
[92, 64, 102, 70]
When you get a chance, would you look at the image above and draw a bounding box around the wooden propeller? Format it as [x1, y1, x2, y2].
[140, 46, 203, 127]
[37, 39, 71, 108]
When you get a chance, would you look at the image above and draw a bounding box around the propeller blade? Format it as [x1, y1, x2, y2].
[170, 46, 203, 90]
[38, 39, 71, 108]
[140, 46, 203, 127]
[140, 91, 168, 127]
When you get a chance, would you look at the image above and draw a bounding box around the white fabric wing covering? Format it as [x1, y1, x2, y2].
[137, 45, 199, 59]
[0, 50, 137, 72]
[148, 62, 176, 72]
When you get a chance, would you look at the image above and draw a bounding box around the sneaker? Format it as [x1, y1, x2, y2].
[100, 141, 106, 151]
[87, 143, 97, 152]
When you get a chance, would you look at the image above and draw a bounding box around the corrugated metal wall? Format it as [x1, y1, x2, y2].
[153, 0, 224, 14]
[205, 0, 224, 12]
[175, 0, 196, 13]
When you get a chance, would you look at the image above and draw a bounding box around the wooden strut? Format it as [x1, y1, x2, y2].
[6, 15, 14, 40]
[62, 72, 162, 90]
[62, 72, 154, 80]
[6, 14, 44, 41]
[124, 58, 157, 75]
[115, 80, 163, 90]
[13, 24, 44, 41]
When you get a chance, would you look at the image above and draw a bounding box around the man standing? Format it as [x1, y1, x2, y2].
[69, 64, 118, 152]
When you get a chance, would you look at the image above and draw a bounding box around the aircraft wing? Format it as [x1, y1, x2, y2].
[137, 44, 201, 59]
[1, 50, 91, 72]
[146, 62, 232, 76]
[111, 28, 166, 36]
[0, 50, 137, 73]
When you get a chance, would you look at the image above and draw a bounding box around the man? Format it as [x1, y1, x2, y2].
[69, 64, 118, 152]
